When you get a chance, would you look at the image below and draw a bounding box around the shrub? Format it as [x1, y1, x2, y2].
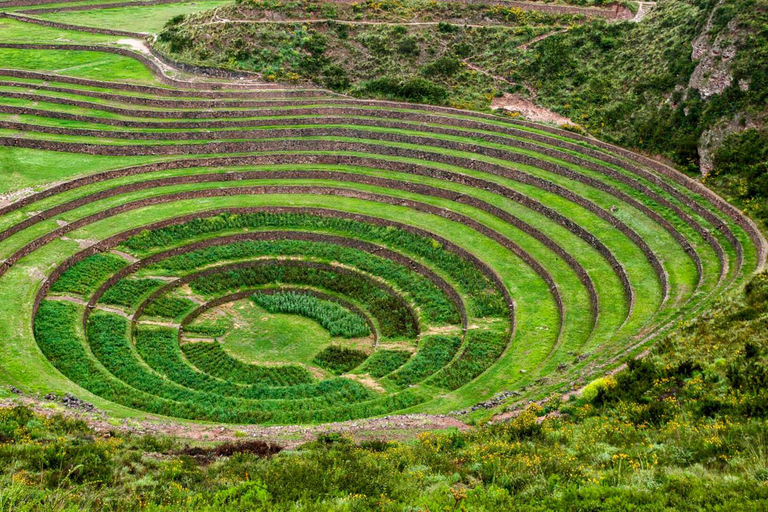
[142, 296, 197, 320]
[188, 265, 418, 339]
[421, 55, 462, 77]
[50, 254, 127, 296]
[387, 335, 461, 386]
[357, 349, 411, 377]
[181, 341, 315, 386]
[184, 317, 232, 337]
[428, 329, 510, 390]
[120, 211, 504, 318]
[98, 278, 165, 308]
[357, 76, 448, 104]
[147, 238, 459, 325]
[580, 376, 615, 402]
[34, 302, 425, 423]
[313, 346, 369, 374]
[712, 129, 768, 223]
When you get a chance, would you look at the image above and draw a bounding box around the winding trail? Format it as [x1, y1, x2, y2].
[632, 1, 656, 22]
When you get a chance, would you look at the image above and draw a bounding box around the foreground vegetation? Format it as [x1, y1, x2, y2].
[3, 270, 768, 510]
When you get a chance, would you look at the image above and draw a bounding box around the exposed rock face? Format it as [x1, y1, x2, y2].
[685, 1, 765, 174]
[688, 5, 742, 100]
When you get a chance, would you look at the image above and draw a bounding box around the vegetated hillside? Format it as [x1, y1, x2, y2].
[519, 0, 768, 219]
[2, 270, 767, 509]
[155, 0, 767, 221]
[153, 0, 582, 109]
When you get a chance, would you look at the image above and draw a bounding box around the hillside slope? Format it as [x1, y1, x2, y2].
[156, 0, 768, 216]
[519, 0, 767, 184]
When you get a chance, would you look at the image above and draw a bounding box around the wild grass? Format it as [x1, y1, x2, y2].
[357, 349, 411, 377]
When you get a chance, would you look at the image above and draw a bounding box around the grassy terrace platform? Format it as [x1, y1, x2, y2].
[0, 17, 764, 425]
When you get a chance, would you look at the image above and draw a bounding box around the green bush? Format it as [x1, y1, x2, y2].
[421, 55, 462, 77]
[121, 211, 503, 318]
[181, 341, 315, 386]
[184, 316, 232, 337]
[98, 278, 164, 308]
[580, 376, 614, 402]
[387, 335, 462, 386]
[188, 264, 418, 339]
[428, 328, 510, 390]
[313, 346, 369, 374]
[50, 254, 127, 296]
[142, 296, 197, 320]
[357, 76, 448, 104]
[33, 301, 426, 423]
[357, 349, 411, 377]
[712, 129, 768, 223]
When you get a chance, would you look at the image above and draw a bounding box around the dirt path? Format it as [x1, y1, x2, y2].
[96, 304, 132, 318]
[114, 37, 281, 89]
[0, 393, 469, 448]
[462, 60, 518, 88]
[137, 319, 180, 328]
[47, 294, 87, 305]
[110, 249, 139, 262]
[632, 1, 656, 22]
[518, 29, 566, 51]
[204, 17, 510, 28]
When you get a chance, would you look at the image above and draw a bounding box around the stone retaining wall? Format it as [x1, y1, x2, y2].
[8, 159, 607, 325]
[0, 12, 141, 36]
[87, 230, 468, 332]
[0, 108, 713, 288]
[33, 206, 515, 333]
[127, 259, 420, 336]
[0, 135, 675, 308]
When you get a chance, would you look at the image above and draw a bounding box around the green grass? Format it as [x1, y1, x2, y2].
[181, 340, 316, 386]
[0, 49, 157, 83]
[0, 2, 766, 506]
[0, 147, 161, 194]
[36, 0, 234, 34]
[251, 292, 371, 338]
[0, 34, 759, 426]
[217, 299, 336, 367]
[0, 17, 119, 44]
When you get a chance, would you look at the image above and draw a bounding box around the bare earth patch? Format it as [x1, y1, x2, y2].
[491, 93, 575, 126]
[342, 373, 387, 393]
